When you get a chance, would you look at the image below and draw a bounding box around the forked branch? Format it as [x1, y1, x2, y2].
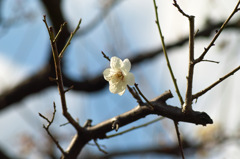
[43, 15, 83, 132]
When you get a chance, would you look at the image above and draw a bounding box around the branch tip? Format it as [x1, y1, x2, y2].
[101, 51, 110, 61]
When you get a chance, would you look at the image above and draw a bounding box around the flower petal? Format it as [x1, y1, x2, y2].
[121, 59, 131, 75]
[109, 82, 118, 94]
[116, 81, 127, 95]
[103, 68, 112, 81]
[109, 80, 126, 94]
[125, 72, 135, 85]
[118, 89, 126, 96]
[110, 56, 122, 70]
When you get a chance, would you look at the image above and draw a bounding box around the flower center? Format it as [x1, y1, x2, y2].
[115, 71, 124, 81]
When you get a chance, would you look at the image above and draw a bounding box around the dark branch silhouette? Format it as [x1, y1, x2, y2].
[60, 90, 212, 159]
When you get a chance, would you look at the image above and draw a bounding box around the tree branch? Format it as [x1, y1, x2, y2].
[194, 0, 240, 63]
[0, 20, 240, 111]
[88, 90, 212, 138]
[61, 90, 212, 158]
[192, 65, 240, 100]
[183, 16, 195, 113]
[43, 16, 83, 132]
[153, 0, 184, 105]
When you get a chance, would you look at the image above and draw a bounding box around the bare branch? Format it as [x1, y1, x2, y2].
[94, 139, 108, 154]
[59, 19, 82, 58]
[127, 85, 144, 106]
[194, 0, 240, 63]
[54, 22, 67, 43]
[153, 0, 184, 105]
[173, 121, 185, 159]
[64, 85, 74, 93]
[87, 90, 213, 141]
[60, 90, 212, 158]
[106, 117, 164, 138]
[172, 0, 190, 18]
[201, 59, 220, 64]
[192, 65, 240, 100]
[134, 83, 154, 109]
[183, 16, 195, 113]
[43, 16, 83, 132]
[39, 103, 66, 155]
[61, 90, 212, 158]
[101, 51, 111, 61]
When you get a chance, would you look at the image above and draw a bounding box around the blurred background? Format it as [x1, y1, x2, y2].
[0, 0, 240, 158]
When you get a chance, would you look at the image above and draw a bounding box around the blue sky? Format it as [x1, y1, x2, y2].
[0, 0, 240, 158]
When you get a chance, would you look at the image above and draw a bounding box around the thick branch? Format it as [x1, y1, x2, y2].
[87, 91, 212, 140]
[0, 65, 54, 110]
[61, 133, 90, 159]
[61, 90, 212, 158]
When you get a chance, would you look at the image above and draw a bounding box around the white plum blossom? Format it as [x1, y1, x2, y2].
[103, 56, 135, 95]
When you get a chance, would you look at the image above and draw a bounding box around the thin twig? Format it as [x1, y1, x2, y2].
[174, 121, 185, 159]
[153, 0, 184, 105]
[127, 85, 144, 105]
[134, 83, 154, 109]
[59, 19, 82, 58]
[54, 22, 67, 43]
[194, 0, 240, 63]
[60, 122, 70, 127]
[94, 139, 108, 154]
[201, 59, 219, 64]
[192, 65, 240, 100]
[44, 127, 66, 155]
[106, 117, 164, 138]
[39, 112, 51, 123]
[172, 0, 190, 18]
[64, 85, 74, 93]
[43, 15, 52, 39]
[39, 103, 66, 155]
[101, 51, 110, 61]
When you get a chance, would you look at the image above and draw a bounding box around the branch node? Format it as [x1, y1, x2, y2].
[84, 119, 93, 128]
[112, 119, 120, 132]
[49, 77, 58, 82]
[64, 85, 74, 93]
